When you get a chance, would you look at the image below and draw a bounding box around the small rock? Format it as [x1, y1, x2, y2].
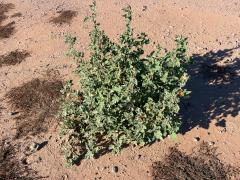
[9, 111, 19, 116]
[96, 166, 104, 172]
[38, 156, 42, 161]
[111, 166, 119, 173]
[20, 156, 28, 165]
[61, 174, 68, 180]
[142, 6, 147, 11]
[220, 128, 227, 133]
[208, 141, 215, 146]
[29, 142, 40, 153]
[193, 137, 200, 142]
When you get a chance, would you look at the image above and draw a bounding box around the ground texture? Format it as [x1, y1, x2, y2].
[0, 0, 240, 179]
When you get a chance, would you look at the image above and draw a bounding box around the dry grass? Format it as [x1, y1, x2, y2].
[5, 78, 63, 138]
[153, 142, 240, 180]
[0, 142, 38, 180]
[0, 21, 15, 39]
[0, 3, 15, 24]
[50, 10, 77, 25]
[0, 50, 30, 67]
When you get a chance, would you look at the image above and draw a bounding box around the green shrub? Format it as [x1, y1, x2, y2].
[60, 1, 192, 165]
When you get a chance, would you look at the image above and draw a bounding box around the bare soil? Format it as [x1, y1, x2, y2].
[0, 0, 240, 179]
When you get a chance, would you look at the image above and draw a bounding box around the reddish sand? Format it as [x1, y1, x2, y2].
[0, 0, 240, 179]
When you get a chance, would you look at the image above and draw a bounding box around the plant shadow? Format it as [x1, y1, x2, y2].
[179, 46, 240, 133]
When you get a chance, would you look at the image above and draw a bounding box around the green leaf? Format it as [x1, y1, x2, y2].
[171, 132, 177, 140]
[154, 131, 163, 140]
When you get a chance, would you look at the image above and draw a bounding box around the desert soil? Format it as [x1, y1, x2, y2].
[0, 0, 240, 179]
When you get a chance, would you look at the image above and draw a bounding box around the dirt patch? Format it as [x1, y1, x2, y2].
[50, 10, 77, 25]
[0, 50, 31, 67]
[152, 142, 240, 180]
[0, 141, 38, 180]
[0, 21, 16, 39]
[5, 78, 63, 138]
[11, 12, 22, 18]
[0, 3, 15, 24]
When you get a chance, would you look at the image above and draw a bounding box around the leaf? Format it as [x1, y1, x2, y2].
[171, 132, 177, 140]
[160, 72, 168, 83]
[154, 131, 163, 140]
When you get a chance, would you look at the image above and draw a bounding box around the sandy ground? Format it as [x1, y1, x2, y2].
[0, 0, 240, 179]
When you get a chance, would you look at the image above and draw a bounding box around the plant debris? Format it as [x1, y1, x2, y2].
[11, 12, 22, 18]
[5, 78, 63, 138]
[0, 3, 16, 39]
[0, 141, 38, 180]
[0, 21, 15, 39]
[0, 50, 31, 67]
[152, 142, 240, 180]
[0, 3, 15, 24]
[50, 10, 77, 25]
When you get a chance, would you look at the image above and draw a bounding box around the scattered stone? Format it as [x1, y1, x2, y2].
[9, 111, 19, 116]
[112, 166, 119, 173]
[20, 156, 28, 165]
[208, 141, 215, 146]
[61, 174, 68, 180]
[220, 128, 227, 133]
[194, 137, 200, 142]
[97, 166, 104, 172]
[29, 142, 40, 153]
[142, 6, 147, 11]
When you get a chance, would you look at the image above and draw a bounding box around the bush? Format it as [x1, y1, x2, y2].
[60, 1, 192, 165]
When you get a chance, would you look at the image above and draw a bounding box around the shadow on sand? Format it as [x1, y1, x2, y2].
[180, 46, 240, 133]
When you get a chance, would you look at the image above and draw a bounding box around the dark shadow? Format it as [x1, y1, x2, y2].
[0, 105, 3, 117]
[38, 141, 48, 151]
[179, 46, 240, 133]
[215, 119, 226, 127]
[74, 139, 129, 166]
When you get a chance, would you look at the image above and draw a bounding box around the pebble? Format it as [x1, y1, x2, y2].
[96, 166, 104, 172]
[142, 6, 147, 11]
[9, 111, 19, 116]
[193, 137, 200, 142]
[111, 166, 119, 173]
[208, 141, 215, 146]
[61, 174, 68, 180]
[20, 156, 28, 165]
[29, 142, 40, 153]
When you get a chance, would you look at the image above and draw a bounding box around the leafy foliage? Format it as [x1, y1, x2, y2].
[60, 1, 192, 165]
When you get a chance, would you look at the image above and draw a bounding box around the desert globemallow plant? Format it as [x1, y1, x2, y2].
[60, 1, 192, 165]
